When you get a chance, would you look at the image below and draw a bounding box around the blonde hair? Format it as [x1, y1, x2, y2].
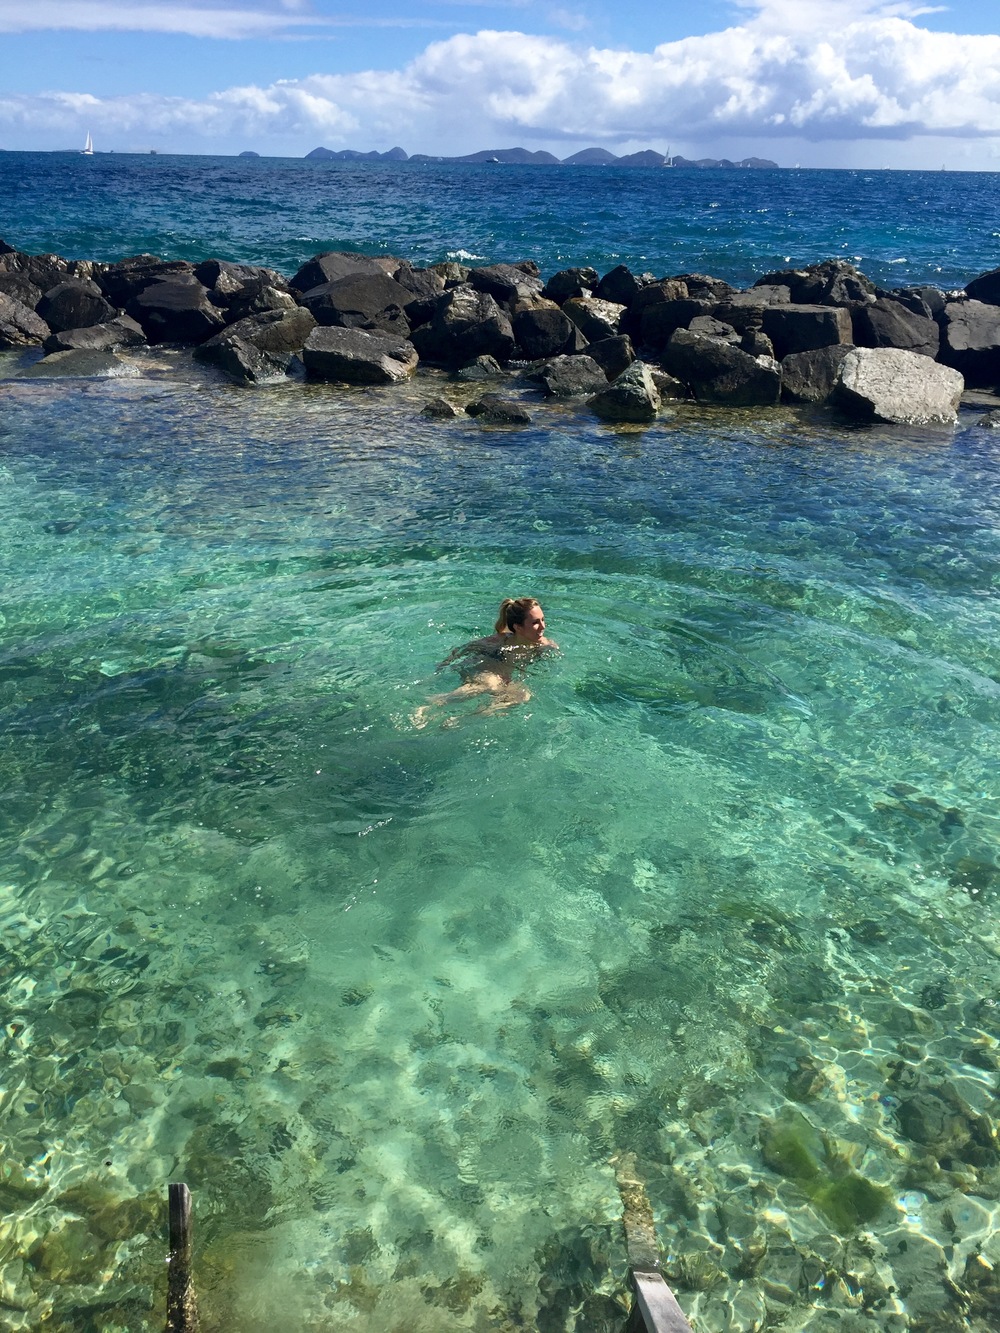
[495, 597, 540, 634]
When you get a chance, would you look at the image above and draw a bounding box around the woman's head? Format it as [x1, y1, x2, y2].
[496, 597, 545, 641]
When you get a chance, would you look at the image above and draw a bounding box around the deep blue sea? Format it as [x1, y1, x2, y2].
[1, 154, 1000, 1333]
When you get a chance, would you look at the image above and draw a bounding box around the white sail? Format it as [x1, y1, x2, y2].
[82, 132, 93, 156]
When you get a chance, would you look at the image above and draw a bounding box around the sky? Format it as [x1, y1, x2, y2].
[2, 0, 1000, 167]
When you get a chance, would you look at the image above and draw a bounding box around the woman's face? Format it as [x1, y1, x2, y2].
[514, 603, 546, 642]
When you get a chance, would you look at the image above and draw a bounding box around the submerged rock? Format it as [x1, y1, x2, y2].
[421, 397, 461, 419]
[465, 394, 532, 425]
[18, 349, 139, 378]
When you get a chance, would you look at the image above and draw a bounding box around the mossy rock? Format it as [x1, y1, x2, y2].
[760, 1110, 824, 1181]
[811, 1174, 891, 1230]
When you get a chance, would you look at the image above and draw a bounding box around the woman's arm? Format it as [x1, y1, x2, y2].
[436, 635, 499, 670]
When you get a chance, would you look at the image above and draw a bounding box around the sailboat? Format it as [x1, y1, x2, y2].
[81, 131, 93, 156]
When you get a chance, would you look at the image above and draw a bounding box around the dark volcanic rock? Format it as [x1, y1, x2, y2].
[780, 345, 853, 403]
[595, 265, 646, 306]
[671, 273, 736, 302]
[937, 300, 1000, 386]
[409, 287, 516, 367]
[469, 264, 544, 308]
[965, 268, 1000, 306]
[456, 354, 505, 380]
[36, 279, 117, 333]
[194, 259, 293, 318]
[127, 276, 226, 344]
[639, 298, 715, 349]
[44, 315, 146, 354]
[589, 361, 661, 422]
[99, 255, 196, 308]
[302, 326, 417, 383]
[755, 260, 876, 306]
[421, 397, 462, 419]
[512, 305, 577, 360]
[194, 308, 317, 366]
[834, 347, 963, 425]
[290, 251, 391, 295]
[852, 297, 939, 358]
[562, 297, 626, 343]
[585, 335, 635, 380]
[541, 267, 599, 303]
[688, 315, 739, 343]
[760, 304, 853, 359]
[209, 336, 288, 385]
[299, 272, 411, 336]
[392, 262, 446, 308]
[0, 270, 43, 310]
[0, 247, 74, 297]
[662, 329, 781, 406]
[0, 292, 50, 347]
[465, 394, 532, 425]
[536, 354, 607, 397]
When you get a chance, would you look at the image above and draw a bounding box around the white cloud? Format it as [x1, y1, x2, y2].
[3, 13, 1000, 155]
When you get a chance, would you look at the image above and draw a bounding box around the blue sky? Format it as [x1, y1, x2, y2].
[2, 0, 1000, 166]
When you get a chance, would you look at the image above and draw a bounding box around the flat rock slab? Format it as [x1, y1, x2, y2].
[19, 350, 139, 379]
[302, 326, 418, 384]
[834, 347, 963, 425]
[44, 316, 147, 354]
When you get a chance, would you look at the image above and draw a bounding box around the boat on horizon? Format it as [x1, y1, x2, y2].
[81, 131, 93, 156]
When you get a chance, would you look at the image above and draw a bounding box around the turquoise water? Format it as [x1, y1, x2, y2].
[3, 153, 1000, 288]
[2, 345, 999, 1329]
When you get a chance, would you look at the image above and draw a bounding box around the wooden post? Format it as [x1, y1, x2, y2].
[613, 1153, 694, 1333]
[166, 1182, 200, 1333]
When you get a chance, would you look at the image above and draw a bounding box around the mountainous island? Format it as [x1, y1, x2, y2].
[303, 145, 778, 168]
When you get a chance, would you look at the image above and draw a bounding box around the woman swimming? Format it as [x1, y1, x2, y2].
[413, 597, 558, 725]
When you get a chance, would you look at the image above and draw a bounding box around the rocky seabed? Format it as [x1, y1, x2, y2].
[4, 240, 1000, 429]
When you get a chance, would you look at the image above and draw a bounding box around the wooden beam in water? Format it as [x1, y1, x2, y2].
[166, 1182, 200, 1333]
[626, 1270, 695, 1333]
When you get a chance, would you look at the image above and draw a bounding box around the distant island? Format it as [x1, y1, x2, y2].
[303, 145, 778, 169]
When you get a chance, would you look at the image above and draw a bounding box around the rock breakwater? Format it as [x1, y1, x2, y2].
[3, 239, 999, 427]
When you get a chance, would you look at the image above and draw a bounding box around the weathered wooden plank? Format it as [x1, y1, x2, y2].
[166, 1182, 200, 1333]
[630, 1269, 694, 1333]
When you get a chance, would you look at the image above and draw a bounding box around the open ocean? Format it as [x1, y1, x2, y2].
[1, 152, 1000, 1332]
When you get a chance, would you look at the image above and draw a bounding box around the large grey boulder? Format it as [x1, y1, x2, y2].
[833, 347, 963, 425]
[127, 275, 226, 343]
[194, 308, 317, 371]
[0, 271, 43, 310]
[662, 328, 781, 406]
[207, 336, 289, 385]
[0, 247, 74, 297]
[299, 272, 411, 335]
[36, 279, 117, 333]
[512, 305, 577, 359]
[639, 298, 715, 349]
[964, 268, 1000, 306]
[392, 262, 446, 307]
[760, 304, 853, 359]
[755, 260, 876, 306]
[44, 315, 146, 354]
[536, 354, 608, 397]
[851, 297, 939, 358]
[562, 296, 626, 343]
[589, 361, 661, 422]
[470, 263, 544, 308]
[937, 300, 1000, 386]
[290, 250, 391, 294]
[714, 286, 791, 334]
[193, 259, 291, 312]
[585, 335, 635, 380]
[542, 267, 599, 303]
[409, 286, 516, 367]
[302, 326, 418, 383]
[0, 292, 50, 347]
[780, 345, 853, 403]
[98, 255, 196, 307]
[595, 264, 648, 306]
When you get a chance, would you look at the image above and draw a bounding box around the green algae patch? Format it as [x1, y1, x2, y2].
[760, 1110, 891, 1231]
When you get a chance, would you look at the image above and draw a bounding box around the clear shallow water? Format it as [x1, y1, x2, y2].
[1, 354, 999, 1330]
[2, 152, 1000, 289]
